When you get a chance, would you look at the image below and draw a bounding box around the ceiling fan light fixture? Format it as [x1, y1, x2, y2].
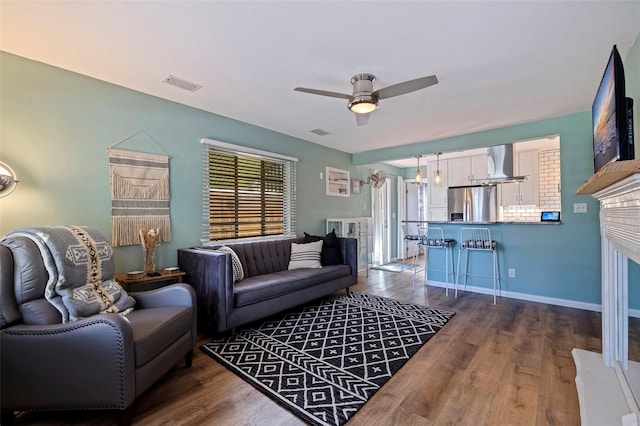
[348, 95, 378, 114]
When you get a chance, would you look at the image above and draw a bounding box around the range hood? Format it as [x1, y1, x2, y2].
[475, 144, 527, 185]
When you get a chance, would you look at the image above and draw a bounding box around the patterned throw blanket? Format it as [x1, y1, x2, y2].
[3, 226, 135, 322]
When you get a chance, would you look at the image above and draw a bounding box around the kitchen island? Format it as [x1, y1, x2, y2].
[399, 219, 594, 313]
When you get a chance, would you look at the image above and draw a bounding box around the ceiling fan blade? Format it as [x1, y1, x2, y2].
[373, 75, 438, 100]
[294, 87, 351, 100]
[356, 113, 370, 126]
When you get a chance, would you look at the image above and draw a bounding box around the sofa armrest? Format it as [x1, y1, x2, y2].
[131, 283, 196, 309]
[340, 237, 358, 279]
[0, 314, 136, 410]
[178, 248, 234, 333]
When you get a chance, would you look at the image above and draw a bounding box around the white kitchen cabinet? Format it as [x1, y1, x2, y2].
[447, 157, 471, 187]
[471, 154, 488, 182]
[326, 167, 350, 197]
[428, 207, 448, 222]
[326, 217, 372, 273]
[500, 150, 539, 206]
[428, 159, 448, 222]
[448, 155, 488, 187]
[427, 159, 448, 207]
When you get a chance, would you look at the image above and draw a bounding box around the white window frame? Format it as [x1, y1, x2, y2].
[200, 138, 298, 244]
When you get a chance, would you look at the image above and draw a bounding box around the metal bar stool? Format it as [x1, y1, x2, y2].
[410, 226, 428, 291]
[417, 227, 456, 296]
[400, 224, 421, 274]
[456, 227, 500, 304]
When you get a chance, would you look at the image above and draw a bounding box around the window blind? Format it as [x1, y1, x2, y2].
[201, 140, 297, 242]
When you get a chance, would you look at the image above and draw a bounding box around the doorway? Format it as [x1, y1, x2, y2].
[402, 180, 428, 259]
[372, 177, 391, 265]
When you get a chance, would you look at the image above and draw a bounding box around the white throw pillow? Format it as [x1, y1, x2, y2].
[288, 240, 323, 270]
[217, 245, 244, 283]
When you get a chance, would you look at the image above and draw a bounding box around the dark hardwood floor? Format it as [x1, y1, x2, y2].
[12, 263, 601, 425]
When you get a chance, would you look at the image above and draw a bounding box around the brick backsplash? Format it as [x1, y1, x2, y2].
[503, 149, 561, 222]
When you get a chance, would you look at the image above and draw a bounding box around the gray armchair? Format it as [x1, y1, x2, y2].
[0, 232, 197, 425]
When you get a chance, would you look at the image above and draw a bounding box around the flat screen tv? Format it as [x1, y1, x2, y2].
[592, 45, 634, 173]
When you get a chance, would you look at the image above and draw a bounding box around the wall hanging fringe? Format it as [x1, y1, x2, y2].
[108, 146, 171, 247]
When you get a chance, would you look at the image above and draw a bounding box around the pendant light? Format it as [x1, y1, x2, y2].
[434, 153, 441, 184]
[415, 155, 422, 183]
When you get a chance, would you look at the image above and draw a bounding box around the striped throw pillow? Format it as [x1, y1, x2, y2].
[288, 240, 323, 270]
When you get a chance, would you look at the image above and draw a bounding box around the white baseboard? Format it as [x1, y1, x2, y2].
[381, 262, 640, 318]
[422, 279, 615, 314]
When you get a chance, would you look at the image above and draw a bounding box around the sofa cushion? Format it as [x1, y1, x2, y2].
[224, 238, 297, 277]
[288, 240, 322, 270]
[127, 306, 193, 367]
[234, 265, 351, 307]
[19, 299, 62, 325]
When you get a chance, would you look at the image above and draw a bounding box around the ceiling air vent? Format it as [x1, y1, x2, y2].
[310, 128, 330, 136]
[162, 75, 202, 92]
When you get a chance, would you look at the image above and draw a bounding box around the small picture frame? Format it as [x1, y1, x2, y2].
[352, 179, 361, 194]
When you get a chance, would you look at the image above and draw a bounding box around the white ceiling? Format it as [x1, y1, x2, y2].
[1, 1, 639, 162]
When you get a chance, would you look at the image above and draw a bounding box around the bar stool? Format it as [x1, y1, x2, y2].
[410, 226, 428, 290]
[415, 227, 456, 296]
[400, 224, 421, 274]
[456, 227, 500, 304]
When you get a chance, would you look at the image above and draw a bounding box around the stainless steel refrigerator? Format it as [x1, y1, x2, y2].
[447, 185, 497, 222]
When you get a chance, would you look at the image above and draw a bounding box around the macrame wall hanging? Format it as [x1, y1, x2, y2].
[107, 130, 172, 247]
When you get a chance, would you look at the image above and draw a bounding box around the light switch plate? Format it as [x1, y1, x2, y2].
[574, 203, 588, 213]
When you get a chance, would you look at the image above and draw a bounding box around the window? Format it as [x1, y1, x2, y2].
[201, 139, 297, 242]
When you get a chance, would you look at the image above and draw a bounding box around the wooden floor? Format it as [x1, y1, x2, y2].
[13, 265, 602, 425]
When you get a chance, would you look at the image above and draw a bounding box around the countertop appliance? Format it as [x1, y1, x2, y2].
[448, 185, 497, 222]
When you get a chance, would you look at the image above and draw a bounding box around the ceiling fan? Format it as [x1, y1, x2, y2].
[294, 73, 438, 126]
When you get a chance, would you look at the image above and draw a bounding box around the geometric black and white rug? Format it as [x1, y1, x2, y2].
[201, 291, 455, 426]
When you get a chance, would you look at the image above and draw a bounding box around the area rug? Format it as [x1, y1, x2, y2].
[200, 291, 455, 426]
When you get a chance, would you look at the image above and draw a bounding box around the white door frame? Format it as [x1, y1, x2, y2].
[372, 178, 392, 265]
[397, 177, 406, 261]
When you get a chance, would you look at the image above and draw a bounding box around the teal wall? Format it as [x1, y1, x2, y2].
[0, 52, 394, 273]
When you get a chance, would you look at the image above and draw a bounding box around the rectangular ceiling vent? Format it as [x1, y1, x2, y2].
[162, 75, 202, 92]
[310, 128, 330, 136]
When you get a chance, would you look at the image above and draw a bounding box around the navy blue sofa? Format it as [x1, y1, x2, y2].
[178, 237, 358, 334]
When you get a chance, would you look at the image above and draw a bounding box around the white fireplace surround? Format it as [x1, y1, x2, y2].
[573, 172, 640, 425]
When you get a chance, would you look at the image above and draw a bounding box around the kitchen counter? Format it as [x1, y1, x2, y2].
[424, 221, 562, 225]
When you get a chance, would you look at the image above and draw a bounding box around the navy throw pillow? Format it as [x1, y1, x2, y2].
[322, 229, 343, 266]
[303, 232, 323, 243]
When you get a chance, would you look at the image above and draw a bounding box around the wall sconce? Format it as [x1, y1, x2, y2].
[434, 153, 441, 184]
[0, 161, 19, 197]
[415, 155, 422, 183]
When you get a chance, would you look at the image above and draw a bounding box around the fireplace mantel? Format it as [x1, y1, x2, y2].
[573, 168, 640, 425]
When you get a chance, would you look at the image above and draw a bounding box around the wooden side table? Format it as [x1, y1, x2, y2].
[115, 270, 186, 292]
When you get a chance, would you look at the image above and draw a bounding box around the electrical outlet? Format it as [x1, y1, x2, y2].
[574, 203, 587, 213]
[319, 172, 323, 180]
[508, 268, 516, 278]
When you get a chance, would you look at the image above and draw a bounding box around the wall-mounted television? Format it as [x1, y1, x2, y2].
[592, 45, 634, 173]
